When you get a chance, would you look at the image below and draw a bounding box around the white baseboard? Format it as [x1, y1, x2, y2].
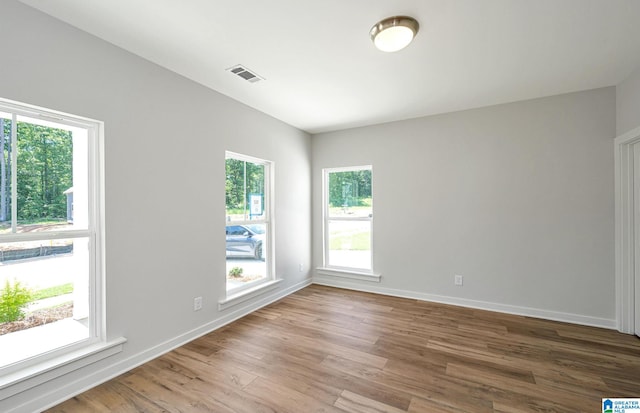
[312, 277, 616, 330]
[15, 278, 312, 413]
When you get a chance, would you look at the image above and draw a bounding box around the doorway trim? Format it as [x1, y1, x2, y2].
[614, 125, 640, 334]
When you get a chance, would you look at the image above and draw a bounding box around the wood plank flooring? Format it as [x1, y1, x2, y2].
[49, 285, 640, 412]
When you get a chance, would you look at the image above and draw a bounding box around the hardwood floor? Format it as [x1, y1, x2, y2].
[49, 285, 640, 412]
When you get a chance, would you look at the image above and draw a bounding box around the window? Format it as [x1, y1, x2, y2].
[323, 166, 373, 272]
[0, 98, 104, 375]
[225, 152, 272, 293]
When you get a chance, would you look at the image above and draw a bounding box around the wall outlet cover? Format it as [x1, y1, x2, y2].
[194, 296, 203, 311]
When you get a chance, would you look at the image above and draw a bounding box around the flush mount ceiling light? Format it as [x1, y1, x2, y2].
[370, 16, 419, 52]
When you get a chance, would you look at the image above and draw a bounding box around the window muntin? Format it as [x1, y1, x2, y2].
[0, 99, 102, 374]
[225, 152, 272, 293]
[324, 166, 373, 272]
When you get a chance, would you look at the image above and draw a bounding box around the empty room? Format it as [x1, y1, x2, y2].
[1, 0, 640, 412]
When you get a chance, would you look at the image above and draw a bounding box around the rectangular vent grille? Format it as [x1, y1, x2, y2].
[226, 65, 264, 83]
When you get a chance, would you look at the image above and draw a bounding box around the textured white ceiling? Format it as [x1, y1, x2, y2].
[19, 0, 640, 133]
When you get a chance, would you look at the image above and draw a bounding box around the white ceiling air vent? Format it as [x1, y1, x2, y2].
[226, 65, 264, 83]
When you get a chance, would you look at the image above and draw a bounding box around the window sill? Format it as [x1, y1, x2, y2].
[0, 336, 126, 400]
[316, 267, 381, 282]
[219, 279, 283, 311]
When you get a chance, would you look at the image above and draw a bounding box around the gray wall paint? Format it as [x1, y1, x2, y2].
[312, 87, 615, 322]
[617, 66, 640, 135]
[1, 1, 310, 410]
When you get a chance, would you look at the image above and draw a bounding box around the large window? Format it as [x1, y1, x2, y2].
[323, 166, 373, 272]
[0, 98, 104, 375]
[225, 152, 272, 293]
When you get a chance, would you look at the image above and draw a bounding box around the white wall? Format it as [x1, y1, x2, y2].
[312, 87, 616, 327]
[0, 1, 311, 411]
[617, 66, 640, 136]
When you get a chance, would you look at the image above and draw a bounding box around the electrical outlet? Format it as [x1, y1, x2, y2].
[194, 296, 203, 311]
[454, 275, 463, 286]
[299, 263, 304, 272]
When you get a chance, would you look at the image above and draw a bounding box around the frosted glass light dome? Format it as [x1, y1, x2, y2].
[370, 16, 419, 53]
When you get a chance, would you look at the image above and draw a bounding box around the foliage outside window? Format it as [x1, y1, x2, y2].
[225, 152, 272, 293]
[324, 166, 373, 272]
[0, 98, 103, 373]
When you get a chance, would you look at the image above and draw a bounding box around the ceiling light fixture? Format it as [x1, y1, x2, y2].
[370, 16, 419, 53]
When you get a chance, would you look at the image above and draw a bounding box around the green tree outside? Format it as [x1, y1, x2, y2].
[226, 158, 264, 216]
[0, 119, 72, 224]
[328, 169, 371, 208]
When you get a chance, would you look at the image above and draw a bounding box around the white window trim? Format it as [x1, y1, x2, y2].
[218, 279, 283, 311]
[0, 337, 125, 400]
[0, 97, 125, 396]
[614, 124, 640, 334]
[224, 151, 275, 296]
[316, 267, 381, 282]
[322, 165, 374, 273]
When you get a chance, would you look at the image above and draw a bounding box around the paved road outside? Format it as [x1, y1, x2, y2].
[0, 255, 77, 290]
[226, 257, 266, 289]
[226, 258, 266, 277]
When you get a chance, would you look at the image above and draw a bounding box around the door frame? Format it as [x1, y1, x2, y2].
[614, 125, 640, 334]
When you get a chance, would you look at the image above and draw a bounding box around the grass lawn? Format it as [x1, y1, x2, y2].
[329, 231, 370, 250]
[0, 218, 69, 231]
[33, 283, 73, 301]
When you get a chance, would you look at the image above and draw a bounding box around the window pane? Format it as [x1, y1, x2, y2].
[226, 223, 267, 291]
[226, 158, 265, 222]
[328, 169, 372, 218]
[225, 152, 271, 293]
[0, 237, 90, 367]
[327, 220, 371, 270]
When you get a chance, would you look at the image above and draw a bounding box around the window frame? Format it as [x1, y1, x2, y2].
[224, 151, 274, 295]
[322, 165, 374, 274]
[0, 97, 106, 378]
